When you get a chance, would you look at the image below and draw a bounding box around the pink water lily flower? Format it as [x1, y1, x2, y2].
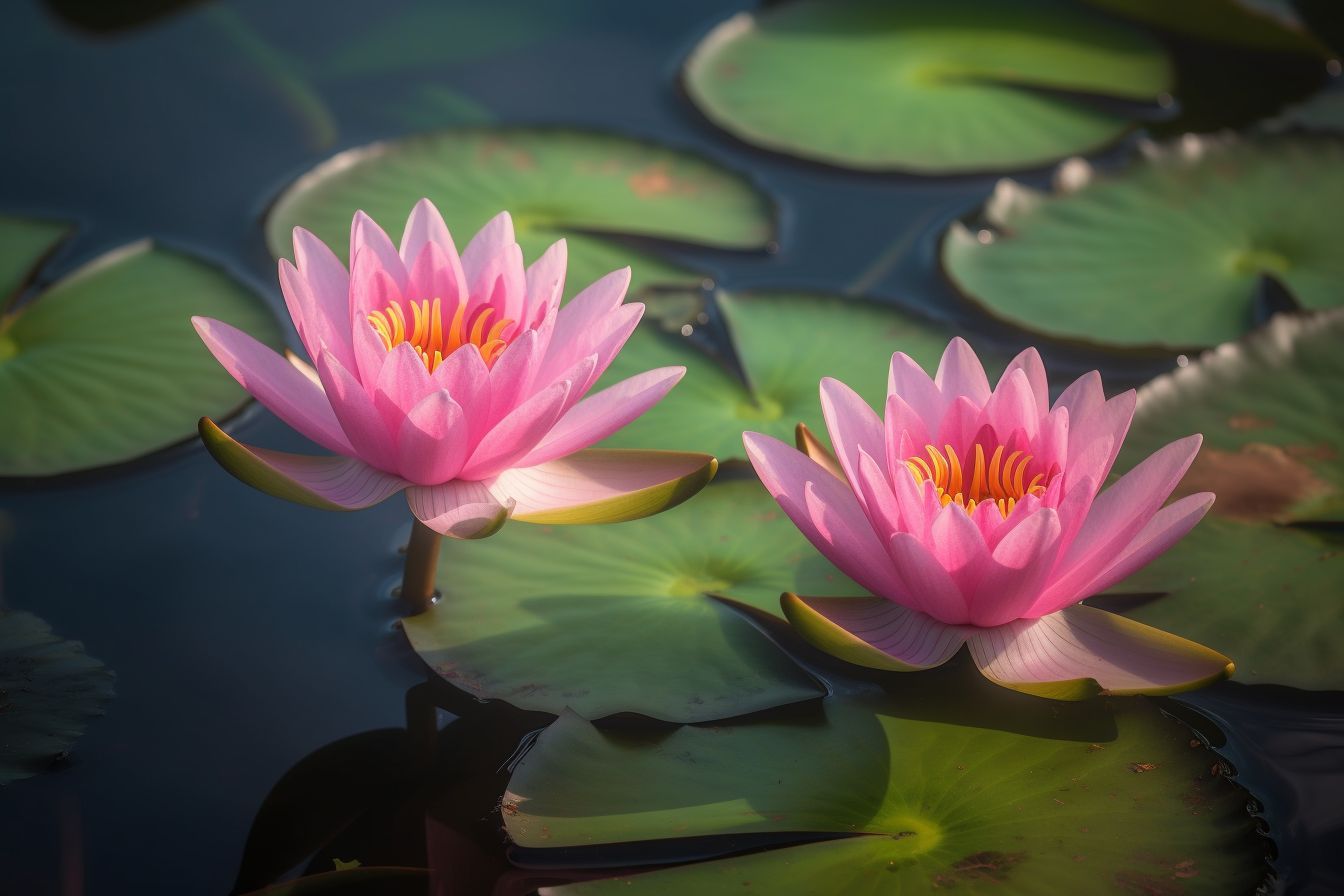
[744, 339, 1233, 700]
[194, 199, 715, 540]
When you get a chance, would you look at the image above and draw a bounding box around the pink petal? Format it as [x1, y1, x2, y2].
[314, 349, 396, 470]
[998, 347, 1049, 419]
[927, 502, 990, 599]
[485, 328, 542, 427]
[981, 367, 1039, 442]
[397, 390, 468, 485]
[888, 351, 943, 423]
[373, 341, 432, 431]
[1066, 389, 1135, 488]
[519, 366, 685, 468]
[459, 211, 515, 285]
[293, 227, 350, 323]
[784, 595, 969, 670]
[742, 431, 898, 601]
[278, 258, 352, 372]
[967, 605, 1233, 699]
[934, 337, 991, 406]
[574, 303, 644, 396]
[541, 267, 631, 377]
[405, 480, 512, 540]
[524, 239, 567, 326]
[490, 448, 715, 524]
[819, 377, 884, 487]
[199, 418, 406, 510]
[887, 532, 968, 624]
[406, 241, 466, 311]
[351, 305, 390, 387]
[883, 392, 932, 480]
[890, 464, 938, 542]
[470, 243, 527, 330]
[853, 448, 902, 541]
[432, 344, 492, 437]
[968, 508, 1062, 627]
[1053, 369, 1103, 421]
[1048, 435, 1203, 602]
[1030, 492, 1214, 616]
[349, 245, 404, 321]
[399, 198, 460, 269]
[192, 317, 352, 455]
[459, 378, 574, 480]
[350, 210, 408, 295]
[934, 395, 982, 454]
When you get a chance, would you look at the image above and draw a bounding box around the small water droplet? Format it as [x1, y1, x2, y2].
[680, 324, 694, 337]
[700, 278, 715, 290]
[1157, 92, 1174, 108]
[696, 312, 709, 324]
[1327, 59, 1341, 77]
[1176, 354, 1189, 367]
[976, 229, 993, 245]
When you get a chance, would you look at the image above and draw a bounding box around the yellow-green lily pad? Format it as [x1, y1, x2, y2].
[943, 137, 1344, 349]
[0, 229, 283, 477]
[682, 0, 1171, 173]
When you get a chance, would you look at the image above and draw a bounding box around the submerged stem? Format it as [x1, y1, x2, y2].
[401, 519, 442, 616]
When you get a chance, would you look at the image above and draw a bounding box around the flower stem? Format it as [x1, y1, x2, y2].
[401, 519, 442, 615]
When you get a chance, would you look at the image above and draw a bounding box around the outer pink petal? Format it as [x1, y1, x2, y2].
[1030, 492, 1214, 616]
[373, 341, 433, 431]
[981, 367, 1039, 442]
[934, 337, 991, 406]
[350, 210, 408, 295]
[819, 376, 884, 488]
[887, 532, 969, 623]
[192, 317, 352, 455]
[853, 449, 902, 541]
[397, 390, 468, 485]
[888, 351, 943, 423]
[278, 258, 352, 372]
[489, 448, 715, 524]
[459, 378, 574, 480]
[1049, 435, 1203, 601]
[199, 418, 406, 511]
[781, 594, 969, 671]
[405, 480, 513, 540]
[518, 366, 685, 468]
[743, 432, 897, 601]
[459, 211, 515, 285]
[485, 328, 542, 427]
[542, 267, 631, 373]
[1053, 369, 1103, 421]
[573, 303, 644, 397]
[998, 347, 1049, 419]
[968, 508, 1062, 627]
[883, 392, 931, 479]
[315, 349, 396, 470]
[349, 246, 404, 321]
[927, 502, 990, 599]
[1065, 390, 1135, 489]
[967, 605, 1233, 699]
[432, 344, 492, 437]
[524, 239, 567, 327]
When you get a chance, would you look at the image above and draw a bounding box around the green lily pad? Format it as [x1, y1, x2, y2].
[403, 478, 865, 723]
[1273, 86, 1344, 133]
[265, 128, 774, 302]
[1104, 311, 1344, 690]
[596, 291, 1008, 461]
[0, 215, 69, 306]
[1081, 0, 1329, 56]
[505, 693, 1265, 894]
[0, 239, 283, 477]
[1, 610, 114, 785]
[682, 0, 1171, 173]
[942, 137, 1344, 349]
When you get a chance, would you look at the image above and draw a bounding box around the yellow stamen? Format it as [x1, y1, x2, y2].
[905, 443, 1049, 518]
[367, 297, 515, 373]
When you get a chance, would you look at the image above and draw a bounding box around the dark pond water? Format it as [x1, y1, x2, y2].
[1, 1, 1342, 893]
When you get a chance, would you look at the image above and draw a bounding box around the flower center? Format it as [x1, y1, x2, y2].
[367, 298, 514, 372]
[906, 443, 1047, 517]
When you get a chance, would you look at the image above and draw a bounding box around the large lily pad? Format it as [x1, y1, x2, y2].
[0, 215, 68, 304]
[505, 693, 1266, 894]
[1081, 0, 1329, 56]
[595, 291, 1007, 461]
[0, 236, 283, 476]
[1104, 311, 1344, 690]
[403, 478, 865, 723]
[265, 128, 775, 301]
[682, 0, 1171, 173]
[942, 137, 1344, 350]
[1, 610, 114, 785]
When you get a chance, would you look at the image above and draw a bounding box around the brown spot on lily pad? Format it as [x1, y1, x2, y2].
[628, 164, 698, 199]
[933, 851, 1026, 887]
[1177, 443, 1332, 522]
[1226, 414, 1274, 431]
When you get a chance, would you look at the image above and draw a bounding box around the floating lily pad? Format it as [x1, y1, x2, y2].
[0, 239, 283, 476]
[505, 693, 1265, 894]
[0, 215, 69, 305]
[943, 137, 1344, 349]
[682, 0, 1171, 173]
[1273, 86, 1344, 133]
[1, 610, 114, 785]
[1082, 0, 1329, 56]
[595, 291, 1007, 461]
[265, 128, 774, 302]
[403, 478, 864, 723]
[1104, 311, 1344, 690]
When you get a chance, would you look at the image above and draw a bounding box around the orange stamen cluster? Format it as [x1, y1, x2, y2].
[906, 443, 1047, 517]
[368, 298, 513, 372]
